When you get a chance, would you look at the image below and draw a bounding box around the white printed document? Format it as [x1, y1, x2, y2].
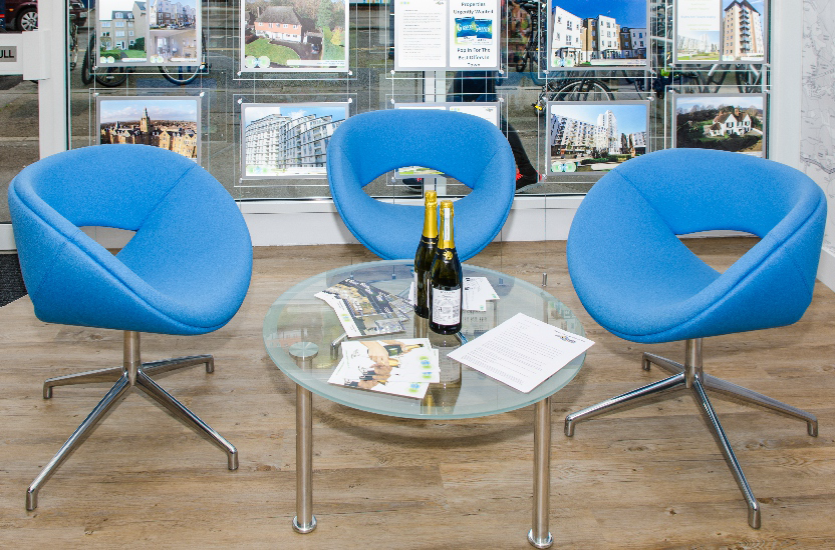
[447, 313, 594, 393]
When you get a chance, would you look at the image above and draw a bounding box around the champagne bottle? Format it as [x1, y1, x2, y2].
[414, 191, 438, 318]
[429, 200, 462, 335]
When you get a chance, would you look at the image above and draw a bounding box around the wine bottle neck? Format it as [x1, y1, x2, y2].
[422, 200, 438, 239]
[439, 204, 455, 250]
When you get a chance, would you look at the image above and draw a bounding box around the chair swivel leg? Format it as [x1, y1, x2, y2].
[135, 370, 238, 470]
[703, 374, 818, 436]
[43, 366, 124, 398]
[27, 332, 236, 510]
[691, 376, 761, 529]
[642, 352, 684, 374]
[564, 372, 686, 436]
[27, 373, 132, 510]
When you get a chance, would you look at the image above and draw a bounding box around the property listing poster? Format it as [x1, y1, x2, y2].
[96, 0, 202, 67]
[673, 94, 765, 157]
[393, 102, 500, 177]
[241, 0, 349, 72]
[675, 0, 767, 63]
[548, 0, 648, 70]
[395, 0, 500, 71]
[97, 96, 201, 162]
[546, 101, 649, 176]
[240, 102, 349, 179]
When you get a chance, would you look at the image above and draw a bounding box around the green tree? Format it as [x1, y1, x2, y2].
[317, 0, 333, 30]
[131, 37, 145, 51]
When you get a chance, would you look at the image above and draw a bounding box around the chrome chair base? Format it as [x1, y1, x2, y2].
[26, 331, 237, 511]
[564, 339, 817, 529]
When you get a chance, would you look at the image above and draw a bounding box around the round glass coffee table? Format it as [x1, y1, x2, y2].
[263, 260, 585, 548]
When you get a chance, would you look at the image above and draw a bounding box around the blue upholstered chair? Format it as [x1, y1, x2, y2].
[564, 148, 826, 529]
[326, 109, 516, 261]
[8, 144, 252, 510]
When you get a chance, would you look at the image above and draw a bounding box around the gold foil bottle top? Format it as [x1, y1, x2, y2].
[422, 191, 439, 239]
[439, 200, 455, 250]
[425, 190, 438, 205]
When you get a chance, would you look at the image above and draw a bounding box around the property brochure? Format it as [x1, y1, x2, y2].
[328, 338, 440, 398]
[462, 276, 499, 311]
[447, 313, 594, 393]
[407, 276, 499, 312]
[315, 278, 407, 338]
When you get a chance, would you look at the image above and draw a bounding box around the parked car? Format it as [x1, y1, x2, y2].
[3, 0, 87, 32]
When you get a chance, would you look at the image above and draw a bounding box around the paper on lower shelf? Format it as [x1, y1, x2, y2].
[447, 312, 594, 393]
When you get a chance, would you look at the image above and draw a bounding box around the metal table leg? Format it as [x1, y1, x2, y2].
[528, 396, 553, 548]
[292, 384, 316, 534]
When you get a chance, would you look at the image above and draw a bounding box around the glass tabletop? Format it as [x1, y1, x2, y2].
[263, 260, 585, 420]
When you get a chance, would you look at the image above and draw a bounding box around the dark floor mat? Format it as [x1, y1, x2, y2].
[0, 253, 27, 306]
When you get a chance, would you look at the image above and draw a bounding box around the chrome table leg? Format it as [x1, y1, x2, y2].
[528, 396, 553, 549]
[27, 373, 132, 510]
[293, 384, 316, 534]
[134, 371, 238, 470]
[43, 366, 124, 398]
[565, 372, 686, 436]
[692, 378, 761, 529]
[703, 374, 818, 436]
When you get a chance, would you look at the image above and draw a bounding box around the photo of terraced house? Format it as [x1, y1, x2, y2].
[242, 0, 347, 71]
[242, 103, 348, 178]
[547, 102, 649, 174]
[97, 0, 148, 61]
[549, 0, 647, 68]
[674, 95, 765, 156]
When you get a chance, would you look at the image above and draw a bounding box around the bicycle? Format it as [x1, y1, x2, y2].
[510, 0, 547, 86]
[532, 72, 615, 114]
[158, 32, 210, 85]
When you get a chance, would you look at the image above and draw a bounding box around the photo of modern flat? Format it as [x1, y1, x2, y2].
[548, 0, 647, 68]
[720, 0, 766, 62]
[547, 102, 649, 173]
[97, 0, 148, 62]
[241, 0, 348, 71]
[674, 95, 765, 156]
[242, 103, 348, 178]
[97, 97, 200, 161]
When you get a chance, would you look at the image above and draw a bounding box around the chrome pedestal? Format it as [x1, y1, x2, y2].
[26, 331, 237, 511]
[564, 338, 817, 529]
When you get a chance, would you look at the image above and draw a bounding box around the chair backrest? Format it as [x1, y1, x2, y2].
[8, 144, 252, 335]
[327, 109, 516, 261]
[567, 148, 827, 343]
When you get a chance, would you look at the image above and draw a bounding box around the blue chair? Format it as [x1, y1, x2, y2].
[8, 144, 252, 510]
[326, 109, 516, 261]
[564, 149, 826, 529]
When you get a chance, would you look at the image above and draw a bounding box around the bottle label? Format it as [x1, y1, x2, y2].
[432, 288, 461, 326]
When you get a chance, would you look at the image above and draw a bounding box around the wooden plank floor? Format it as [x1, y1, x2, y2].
[1, 239, 834, 548]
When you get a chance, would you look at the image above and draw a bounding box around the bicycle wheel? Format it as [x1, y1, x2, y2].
[159, 64, 202, 85]
[553, 79, 613, 101]
[96, 67, 128, 87]
[735, 64, 762, 93]
[80, 36, 95, 85]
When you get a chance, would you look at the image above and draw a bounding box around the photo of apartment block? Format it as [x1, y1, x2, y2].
[721, 0, 765, 61]
[98, 1, 147, 55]
[242, 104, 348, 178]
[549, 0, 647, 68]
[547, 102, 649, 173]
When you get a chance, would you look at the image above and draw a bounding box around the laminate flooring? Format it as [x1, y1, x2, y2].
[1, 239, 834, 549]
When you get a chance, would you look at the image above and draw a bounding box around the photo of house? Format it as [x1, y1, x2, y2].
[242, 103, 348, 178]
[98, 97, 200, 161]
[548, 0, 647, 68]
[547, 101, 649, 173]
[97, 0, 148, 61]
[241, 0, 347, 71]
[148, 0, 197, 30]
[674, 95, 765, 156]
